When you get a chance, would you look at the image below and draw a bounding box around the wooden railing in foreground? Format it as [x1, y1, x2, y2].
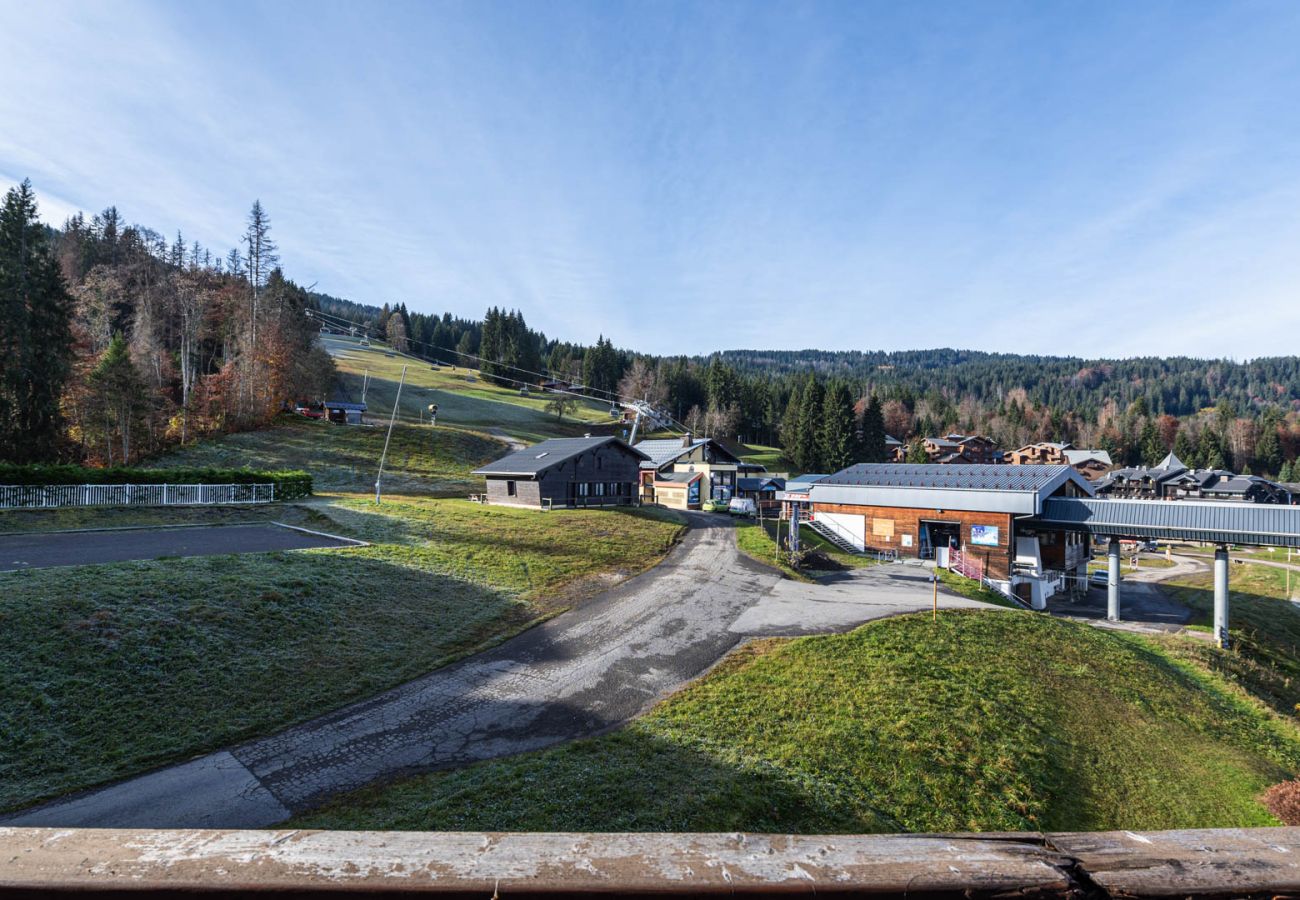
[2, 826, 1299, 897]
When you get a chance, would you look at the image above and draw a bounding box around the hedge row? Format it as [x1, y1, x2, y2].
[0, 464, 313, 500]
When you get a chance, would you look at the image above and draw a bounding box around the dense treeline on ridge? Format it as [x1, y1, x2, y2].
[324, 292, 1300, 480]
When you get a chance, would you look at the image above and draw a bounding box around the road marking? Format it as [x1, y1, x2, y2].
[273, 522, 369, 547]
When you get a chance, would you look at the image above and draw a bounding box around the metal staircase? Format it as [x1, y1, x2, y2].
[807, 519, 865, 555]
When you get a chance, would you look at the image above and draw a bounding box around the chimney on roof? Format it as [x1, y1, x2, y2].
[682, 432, 693, 448]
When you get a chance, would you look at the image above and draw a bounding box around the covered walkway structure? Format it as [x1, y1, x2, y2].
[1031, 497, 1300, 646]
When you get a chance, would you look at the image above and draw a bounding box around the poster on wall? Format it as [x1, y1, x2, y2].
[970, 524, 1000, 547]
[687, 479, 700, 505]
[901, 534, 913, 548]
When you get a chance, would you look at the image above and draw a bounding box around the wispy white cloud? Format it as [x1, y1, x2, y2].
[2, 0, 1299, 358]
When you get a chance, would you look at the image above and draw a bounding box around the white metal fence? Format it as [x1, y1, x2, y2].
[0, 483, 276, 510]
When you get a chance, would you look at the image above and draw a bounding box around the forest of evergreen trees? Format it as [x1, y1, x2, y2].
[302, 292, 1300, 480]
[0, 180, 334, 465]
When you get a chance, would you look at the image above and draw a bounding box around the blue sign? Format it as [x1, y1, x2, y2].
[970, 524, 1000, 547]
[687, 479, 700, 505]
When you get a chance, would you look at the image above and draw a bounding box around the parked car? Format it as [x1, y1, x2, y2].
[1089, 570, 1116, 587]
[728, 497, 757, 517]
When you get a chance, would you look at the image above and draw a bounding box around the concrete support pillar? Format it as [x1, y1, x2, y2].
[1214, 545, 1230, 648]
[1075, 561, 1088, 598]
[1107, 538, 1121, 622]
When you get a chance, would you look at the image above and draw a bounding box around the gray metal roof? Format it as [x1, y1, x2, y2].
[655, 471, 702, 484]
[820, 463, 1079, 491]
[811, 463, 1093, 516]
[633, 437, 740, 470]
[784, 474, 828, 491]
[1035, 497, 1300, 548]
[473, 437, 647, 478]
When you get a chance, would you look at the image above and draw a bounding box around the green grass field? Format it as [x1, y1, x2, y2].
[1158, 565, 1300, 718]
[0, 498, 685, 813]
[145, 413, 502, 494]
[323, 335, 614, 443]
[295, 611, 1300, 832]
[737, 443, 788, 471]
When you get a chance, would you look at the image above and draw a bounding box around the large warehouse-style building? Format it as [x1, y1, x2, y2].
[808, 463, 1094, 607]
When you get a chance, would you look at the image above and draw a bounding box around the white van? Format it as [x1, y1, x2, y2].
[728, 497, 757, 517]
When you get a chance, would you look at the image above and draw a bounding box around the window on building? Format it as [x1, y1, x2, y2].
[578, 483, 590, 497]
[506, 480, 517, 497]
[595, 482, 606, 496]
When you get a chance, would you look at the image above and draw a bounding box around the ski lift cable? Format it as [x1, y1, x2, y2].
[305, 306, 640, 404]
[304, 307, 693, 436]
[309, 309, 693, 438]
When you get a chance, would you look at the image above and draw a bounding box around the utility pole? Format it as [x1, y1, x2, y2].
[375, 365, 407, 505]
[361, 369, 370, 405]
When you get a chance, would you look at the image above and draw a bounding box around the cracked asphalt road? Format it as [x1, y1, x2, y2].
[3, 513, 992, 828]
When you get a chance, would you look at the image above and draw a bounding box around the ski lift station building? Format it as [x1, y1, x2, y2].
[806, 462, 1300, 633]
[808, 463, 1095, 604]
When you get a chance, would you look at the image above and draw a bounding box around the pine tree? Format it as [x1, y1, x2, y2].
[88, 332, 146, 464]
[1173, 429, 1198, 468]
[0, 179, 74, 462]
[907, 441, 930, 464]
[1255, 423, 1283, 476]
[1199, 428, 1227, 470]
[243, 200, 278, 344]
[1139, 420, 1164, 466]
[779, 385, 804, 464]
[795, 378, 824, 472]
[859, 393, 886, 463]
[820, 382, 856, 472]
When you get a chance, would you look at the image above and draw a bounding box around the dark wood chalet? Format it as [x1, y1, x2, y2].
[472, 436, 650, 509]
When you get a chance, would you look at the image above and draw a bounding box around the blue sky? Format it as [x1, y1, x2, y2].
[3, 1, 1299, 359]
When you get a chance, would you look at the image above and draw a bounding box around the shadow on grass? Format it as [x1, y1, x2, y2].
[292, 708, 900, 833]
[1156, 579, 1300, 718]
[0, 552, 533, 814]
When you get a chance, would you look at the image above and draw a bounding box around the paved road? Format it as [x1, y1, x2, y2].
[3, 515, 992, 828]
[1048, 554, 1204, 631]
[0, 524, 359, 572]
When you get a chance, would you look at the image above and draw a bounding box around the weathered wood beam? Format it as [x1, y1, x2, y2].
[3, 826, 1300, 897]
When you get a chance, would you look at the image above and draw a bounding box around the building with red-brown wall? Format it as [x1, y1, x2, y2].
[808, 463, 1093, 606]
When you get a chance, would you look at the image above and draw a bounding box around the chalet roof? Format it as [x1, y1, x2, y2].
[633, 437, 741, 470]
[1155, 452, 1187, 473]
[473, 437, 647, 478]
[885, 434, 903, 446]
[655, 471, 702, 485]
[1016, 441, 1072, 452]
[1064, 449, 1113, 467]
[737, 477, 785, 492]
